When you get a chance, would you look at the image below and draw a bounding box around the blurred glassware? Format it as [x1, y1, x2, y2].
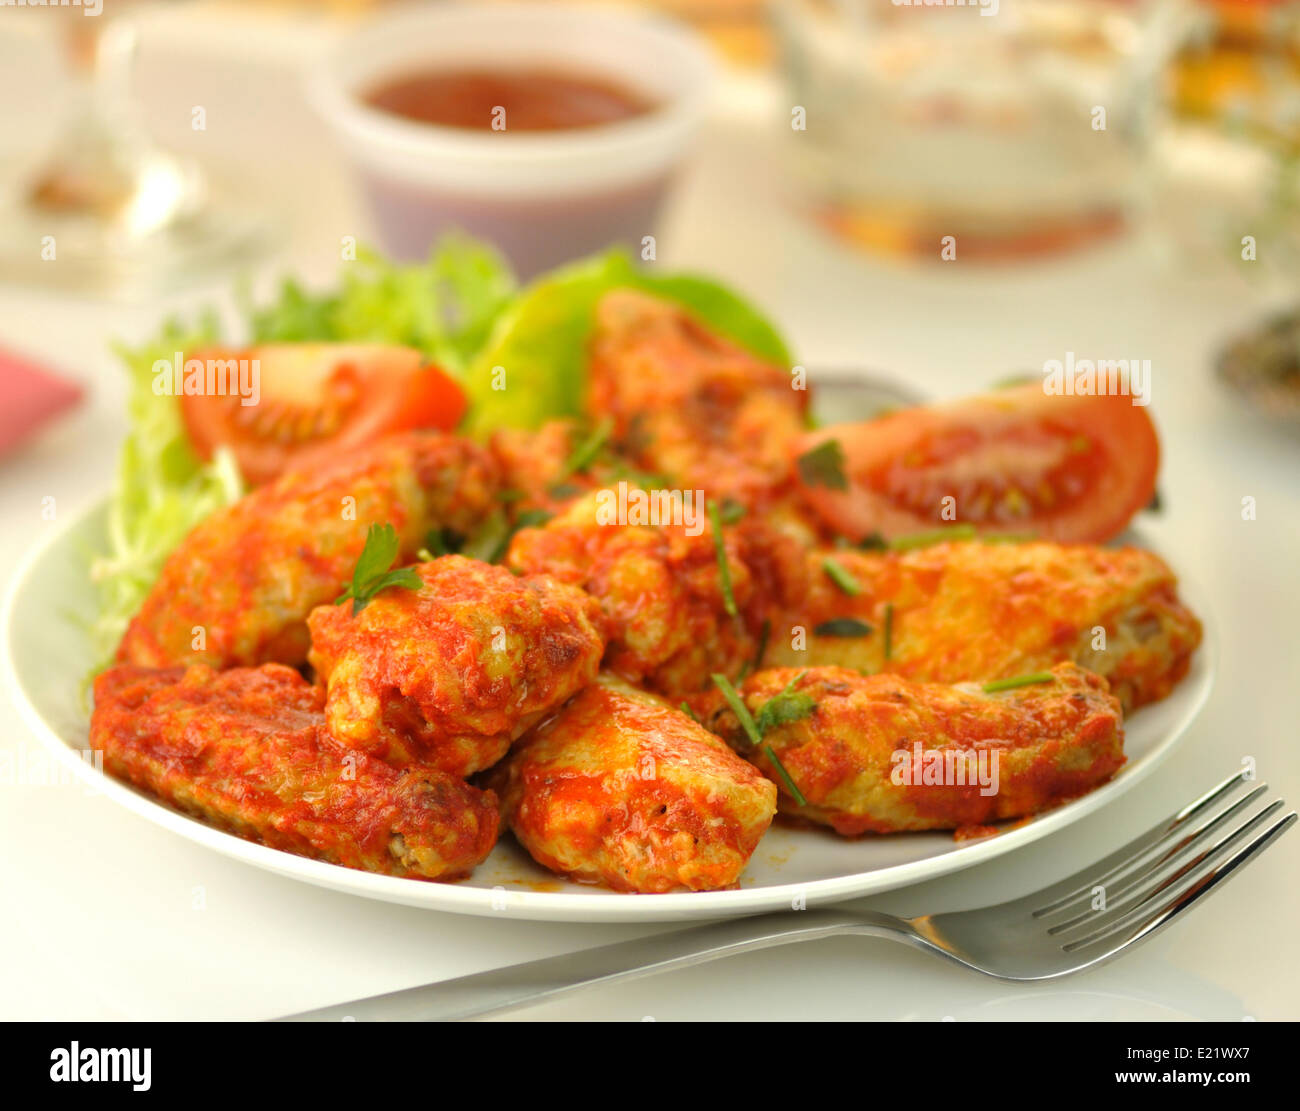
[772, 0, 1194, 261]
[311, 2, 715, 281]
[0, 1, 268, 299]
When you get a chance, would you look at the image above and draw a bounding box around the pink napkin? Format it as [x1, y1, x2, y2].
[0, 346, 84, 457]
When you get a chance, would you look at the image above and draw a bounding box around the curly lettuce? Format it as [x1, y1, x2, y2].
[89, 238, 517, 666]
[88, 316, 245, 664]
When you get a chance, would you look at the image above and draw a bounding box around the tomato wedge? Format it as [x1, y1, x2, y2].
[179, 343, 467, 485]
[795, 383, 1160, 544]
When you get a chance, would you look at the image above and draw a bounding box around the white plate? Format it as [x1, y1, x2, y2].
[2, 501, 1215, 923]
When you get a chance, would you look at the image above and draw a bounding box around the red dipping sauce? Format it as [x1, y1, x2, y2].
[364, 68, 659, 132]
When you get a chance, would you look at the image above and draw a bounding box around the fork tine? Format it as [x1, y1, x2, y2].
[1051, 799, 1284, 939]
[1042, 785, 1272, 931]
[1061, 807, 1297, 954]
[1031, 769, 1254, 916]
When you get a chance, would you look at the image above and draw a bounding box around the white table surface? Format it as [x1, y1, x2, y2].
[0, 4, 1296, 1022]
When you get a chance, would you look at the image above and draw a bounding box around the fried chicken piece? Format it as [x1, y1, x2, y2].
[90, 664, 499, 879]
[587, 289, 808, 510]
[117, 432, 502, 670]
[762, 540, 1202, 711]
[698, 663, 1124, 835]
[307, 555, 604, 775]
[504, 491, 757, 699]
[486, 420, 615, 518]
[486, 676, 777, 892]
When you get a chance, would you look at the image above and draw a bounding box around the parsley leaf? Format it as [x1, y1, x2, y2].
[796, 439, 847, 490]
[754, 671, 817, 736]
[335, 523, 423, 615]
[711, 671, 817, 748]
[813, 617, 874, 638]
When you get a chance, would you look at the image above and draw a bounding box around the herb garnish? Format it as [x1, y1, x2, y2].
[744, 618, 771, 678]
[763, 745, 808, 807]
[795, 439, 847, 490]
[856, 531, 888, 551]
[708, 500, 739, 619]
[982, 672, 1054, 693]
[679, 701, 701, 725]
[710, 673, 760, 745]
[459, 509, 512, 564]
[754, 671, 817, 735]
[718, 498, 747, 525]
[335, 523, 423, 615]
[821, 556, 862, 596]
[883, 602, 894, 660]
[558, 417, 614, 480]
[711, 671, 816, 745]
[889, 523, 977, 550]
[813, 617, 873, 638]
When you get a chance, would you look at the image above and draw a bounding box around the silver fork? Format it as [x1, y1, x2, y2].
[279, 770, 1294, 1022]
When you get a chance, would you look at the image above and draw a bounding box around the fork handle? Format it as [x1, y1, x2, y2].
[277, 907, 906, 1022]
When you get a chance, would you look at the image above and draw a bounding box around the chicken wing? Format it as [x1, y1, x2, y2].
[90, 663, 499, 879]
[486, 676, 777, 892]
[116, 432, 501, 669]
[307, 554, 604, 775]
[762, 540, 1202, 711]
[587, 289, 808, 510]
[698, 663, 1125, 835]
[505, 491, 758, 698]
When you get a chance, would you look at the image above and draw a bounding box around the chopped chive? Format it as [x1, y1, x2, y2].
[763, 744, 808, 806]
[711, 673, 761, 746]
[821, 556, 862, 596]
[982, 530, 1038, 544]
[708, 500, 739, 619]
[559, 417, 614, 479]
[547, 482, 583, 500]
[679, 701, 700, 725]
[856, 531, 888, 551]
[883, 602, 894, 660]
[982, 671, 1055, 693]
[889, 524, 977, 551]
[813, 617, 873, 638]
[751, 618, 771, 675]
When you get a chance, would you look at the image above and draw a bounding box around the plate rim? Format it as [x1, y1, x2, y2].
[2, 497, 1217, 923]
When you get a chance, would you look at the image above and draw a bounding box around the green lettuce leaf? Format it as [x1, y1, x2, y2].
[244, 235, 516, 374]
[462, 249, 791, 435]
[88, 316, 245, 666]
